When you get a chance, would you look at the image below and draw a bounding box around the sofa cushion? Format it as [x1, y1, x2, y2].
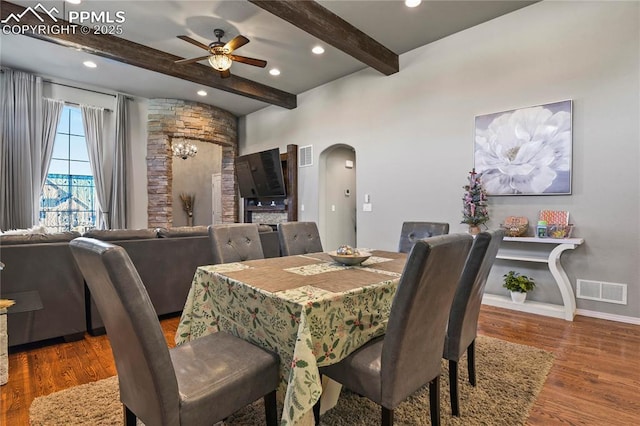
[156, 226, 209, 238]
[0, 231, 80, 246]
[83, 229, 157, 241]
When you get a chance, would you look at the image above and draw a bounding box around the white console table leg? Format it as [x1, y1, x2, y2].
[548, 243, 579, 320]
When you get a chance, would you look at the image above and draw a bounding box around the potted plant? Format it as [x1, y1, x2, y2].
[503, 271, 535, 303]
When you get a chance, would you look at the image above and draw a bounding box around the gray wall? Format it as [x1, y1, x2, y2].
[239, 2, 640, 319]
[172, 141, 222, 227]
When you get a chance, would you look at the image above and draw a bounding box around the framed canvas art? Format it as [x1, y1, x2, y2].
[474, 100, 572, 195]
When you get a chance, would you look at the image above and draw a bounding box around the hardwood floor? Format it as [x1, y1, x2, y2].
[2, 306, 639, 425]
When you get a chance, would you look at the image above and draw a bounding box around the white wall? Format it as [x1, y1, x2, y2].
[127, 98, 148, 229]
[319, 145, 357, 249]
[240, 1, 640, 319]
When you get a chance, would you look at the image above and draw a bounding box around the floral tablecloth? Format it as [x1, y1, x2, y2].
[176, 250, 406, 426]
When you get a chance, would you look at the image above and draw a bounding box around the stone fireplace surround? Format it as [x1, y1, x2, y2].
[146, 99, 238, 228]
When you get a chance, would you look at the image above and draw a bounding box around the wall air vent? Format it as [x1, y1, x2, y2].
[299, 145, 313, 167]
[577, 279, 627, 305]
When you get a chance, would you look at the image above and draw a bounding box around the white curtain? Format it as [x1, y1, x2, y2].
[40, 98, 64, 189]
[110, 94, 128, 229]
[0, 69, 43, 229]
[81, 105, 112, 229]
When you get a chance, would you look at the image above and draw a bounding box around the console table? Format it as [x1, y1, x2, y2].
[482, 236, 584, 321]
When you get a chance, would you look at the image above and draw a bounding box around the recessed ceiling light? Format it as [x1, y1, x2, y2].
[312, 46, 325, 55]
[66, 0, 82, 4]
[83, 60, 97, 68]
[197, 90, 207, 96]
[405, 0, 422, 7]
[269, 68, 281, 76]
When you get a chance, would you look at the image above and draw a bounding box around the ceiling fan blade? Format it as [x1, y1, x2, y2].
[177, 35, 210, 51]
[224, 35, 250, 53]
[229, 54, 267, 68]
[220, 69, 231, 79]
[174, 55, 211, 65]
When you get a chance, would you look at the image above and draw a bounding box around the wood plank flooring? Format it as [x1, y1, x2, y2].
[2, 306, 639, 425]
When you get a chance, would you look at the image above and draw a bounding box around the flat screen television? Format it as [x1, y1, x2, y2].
[235, 148, 287, 198]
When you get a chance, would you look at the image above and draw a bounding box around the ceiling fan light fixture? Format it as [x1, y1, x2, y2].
[208, 53, 232, 71]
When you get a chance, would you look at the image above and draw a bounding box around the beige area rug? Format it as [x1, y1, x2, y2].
[29, 336, 553, 425]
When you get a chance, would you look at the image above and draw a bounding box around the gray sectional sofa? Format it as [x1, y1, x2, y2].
[0, 232, 85, 346]
[0, 225, 281, 346]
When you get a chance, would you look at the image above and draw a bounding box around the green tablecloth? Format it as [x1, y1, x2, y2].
[176, 250, 406, 426]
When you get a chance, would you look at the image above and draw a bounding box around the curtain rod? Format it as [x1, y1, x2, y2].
[1, 69, 134, 101]
[46, 80, 133, 101]
[64, 100, 112, 113]
[48, 80, 115, 97]
[0, 67, 133, 103]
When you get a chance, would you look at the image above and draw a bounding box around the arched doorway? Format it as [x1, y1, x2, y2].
[319, 144, 357, 250]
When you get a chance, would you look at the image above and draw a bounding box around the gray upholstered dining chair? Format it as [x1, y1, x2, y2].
[444, 229, 505, 416]
[314, 233, 474, 426]
[69, 237, 279, 426]
[397, 221, 450, 253]
[277, 221, 324, 256]
[208, 223, 265, 263]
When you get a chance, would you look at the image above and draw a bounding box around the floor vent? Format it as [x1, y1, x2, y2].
[299, 145, 313, 167]
[577, 279, 627, 305]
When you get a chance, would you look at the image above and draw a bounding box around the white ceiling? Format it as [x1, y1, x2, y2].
[1, 0, 535, 116]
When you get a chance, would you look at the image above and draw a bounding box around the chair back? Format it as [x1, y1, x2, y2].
[277, 221, 323, 256]
[381, 233, 473, 406]
[444, 229, 505, 360]
[208, 223, 265, 264]
[69, 237, 179, 425]
[398, 221, 450, 253]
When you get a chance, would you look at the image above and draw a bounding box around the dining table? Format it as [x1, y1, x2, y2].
[176, 249, 407, 426]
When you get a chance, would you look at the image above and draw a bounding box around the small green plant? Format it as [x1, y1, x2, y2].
[503, 271, 536, 293]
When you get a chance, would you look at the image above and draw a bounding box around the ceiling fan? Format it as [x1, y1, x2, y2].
[174, 28, 267, 78]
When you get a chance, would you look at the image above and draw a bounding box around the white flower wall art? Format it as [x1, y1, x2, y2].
[474, 100, 572, 195]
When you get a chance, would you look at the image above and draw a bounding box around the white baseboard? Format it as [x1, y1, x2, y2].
[576, 309, 640, 325]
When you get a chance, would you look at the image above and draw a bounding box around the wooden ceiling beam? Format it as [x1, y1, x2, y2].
[0, 1, 296, 110]
[248, 0, 399, 76]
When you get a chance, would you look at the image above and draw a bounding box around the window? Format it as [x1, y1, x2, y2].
[39, 106, 97, 233]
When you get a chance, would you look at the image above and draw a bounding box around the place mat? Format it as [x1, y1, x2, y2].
[221, 267, 316, 293]
[301, 268, 399, 293]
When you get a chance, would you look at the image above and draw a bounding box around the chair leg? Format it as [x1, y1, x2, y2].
[467, 339, 476, 386]
[123, 404, 136, 426]
[264, 390, 278, 426]
[381, 406, 394, 426]
[429, 376, 441, 426]
[313, 397, 321, 425]
[449, 360, 460, 417]
[313, 373, 322, 425]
